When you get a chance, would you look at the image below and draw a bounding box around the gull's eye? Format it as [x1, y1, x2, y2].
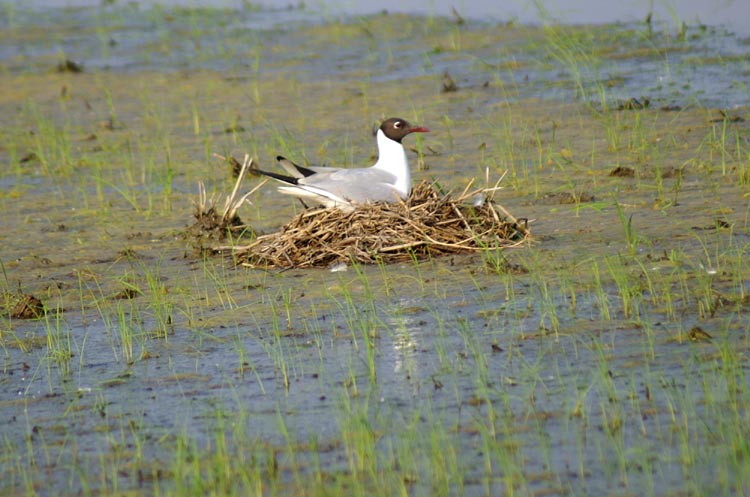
[394, 121, 402, 129]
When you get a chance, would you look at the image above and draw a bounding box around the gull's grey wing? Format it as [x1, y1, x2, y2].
[299, 167, 403, 204]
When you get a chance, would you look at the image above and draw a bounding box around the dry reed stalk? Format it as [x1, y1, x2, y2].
[188, 155, 264, 244]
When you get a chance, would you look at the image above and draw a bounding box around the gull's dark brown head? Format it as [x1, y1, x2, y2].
[379, 117, 429, 143]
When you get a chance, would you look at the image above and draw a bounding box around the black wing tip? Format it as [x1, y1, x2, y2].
[255, 168, 299, 185]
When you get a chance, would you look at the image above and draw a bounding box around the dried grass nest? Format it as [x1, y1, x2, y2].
[231, 179, 530, 268]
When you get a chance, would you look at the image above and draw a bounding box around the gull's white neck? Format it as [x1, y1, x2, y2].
[371, 128, 411, 197]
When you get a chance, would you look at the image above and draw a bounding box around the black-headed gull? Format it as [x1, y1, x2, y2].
[255, 117, 429, 210]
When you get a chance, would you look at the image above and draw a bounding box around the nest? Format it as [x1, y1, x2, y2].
[231, 179, 529, 268]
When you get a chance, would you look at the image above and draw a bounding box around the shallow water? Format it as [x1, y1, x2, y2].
[1, 2, 749, 107]
[2, 3, 750, 497]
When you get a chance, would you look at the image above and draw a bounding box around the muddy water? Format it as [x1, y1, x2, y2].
[2, 4, 750, 497]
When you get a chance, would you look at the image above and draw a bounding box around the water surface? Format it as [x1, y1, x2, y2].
[1, 3, 749, 496]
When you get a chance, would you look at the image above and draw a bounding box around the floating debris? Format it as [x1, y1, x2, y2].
[11, 294, 44, 319]
[57, 59, 83, 73]
[709, 109, 745, 123]
[691, 218, 732, 231]
[112, 285, 140, 300]
[688, 326, 713, 343]
[441, 72, 458, 93]
[536, 191, 595, 205]
[609, 165, 636, 177]
[617, 97, 650, 110]
[224, 124, 246, 133]
[19, 152, 39, 164]
[660, 104, 682, 112]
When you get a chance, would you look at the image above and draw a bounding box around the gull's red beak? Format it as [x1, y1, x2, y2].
[408, 126, 430, 133]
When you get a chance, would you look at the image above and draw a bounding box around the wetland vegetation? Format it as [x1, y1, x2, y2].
[1, 3, 749, 496]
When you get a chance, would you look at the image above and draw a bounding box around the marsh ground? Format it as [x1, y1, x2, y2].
[1, 4, 749, 496]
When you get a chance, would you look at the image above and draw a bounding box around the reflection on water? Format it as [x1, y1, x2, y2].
[388, 299, 422, 378]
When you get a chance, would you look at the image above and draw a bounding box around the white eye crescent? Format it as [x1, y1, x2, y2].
[394, 121, 402, 128]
